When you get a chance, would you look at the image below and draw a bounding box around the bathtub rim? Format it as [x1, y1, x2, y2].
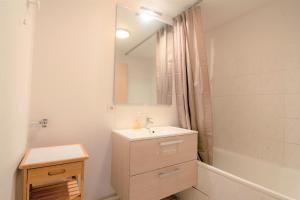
[197, 161, 295, 200]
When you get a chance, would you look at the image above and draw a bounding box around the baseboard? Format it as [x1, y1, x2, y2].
[98, 194, 119, 200]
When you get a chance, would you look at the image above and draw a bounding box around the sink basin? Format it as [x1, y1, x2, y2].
[113, 126, 197, 141]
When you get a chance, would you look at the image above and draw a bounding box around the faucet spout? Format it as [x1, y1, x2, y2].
[145, 117, 154, 129]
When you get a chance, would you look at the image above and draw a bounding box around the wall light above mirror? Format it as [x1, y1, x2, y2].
[114, 5, 173, 105]
[138, 7, 162, 22]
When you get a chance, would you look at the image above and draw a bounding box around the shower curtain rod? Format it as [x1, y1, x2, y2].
[190, 0, 203, 9]
[125, 31, 156, 56]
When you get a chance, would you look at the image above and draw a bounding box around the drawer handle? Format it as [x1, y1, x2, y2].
[48, 169, 66, 176]
[158, 168, 180, 178]
[160, 140, 183, 146]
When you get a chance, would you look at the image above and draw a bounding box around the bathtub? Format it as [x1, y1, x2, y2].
[180, 148, 299, 200]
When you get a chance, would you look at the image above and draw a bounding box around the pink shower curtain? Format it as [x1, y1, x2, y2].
[156, 25, 173, 105]
[173, 6, 213, 164]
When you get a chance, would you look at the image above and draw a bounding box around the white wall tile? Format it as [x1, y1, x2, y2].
[284, 69, 300, 94]
[208, 0, 300, 167]
[255, 140, 284, 165]
[285, 118, 300, 145]
[231, 75, 260, 95]
[284, 95, 300, 118]
[284, 143, 300, 169]
[257, 71, 285, 94]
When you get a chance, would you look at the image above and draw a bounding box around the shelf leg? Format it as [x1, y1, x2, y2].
[22, 170, 29, 200]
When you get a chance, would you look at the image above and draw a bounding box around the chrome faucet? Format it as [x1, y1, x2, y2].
[145, 117, 154, 129]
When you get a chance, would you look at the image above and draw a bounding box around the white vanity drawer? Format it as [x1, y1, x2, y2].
[129, 160, 197, 200]
[130, 133, 197, 175]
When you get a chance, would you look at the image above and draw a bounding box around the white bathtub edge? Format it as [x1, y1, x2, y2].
[197, 161, 295, 200]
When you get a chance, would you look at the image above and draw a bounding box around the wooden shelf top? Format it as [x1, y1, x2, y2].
[19, 144, 89, 169]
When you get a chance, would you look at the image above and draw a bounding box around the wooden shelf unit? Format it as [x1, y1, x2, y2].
[19, 144, 89, 200]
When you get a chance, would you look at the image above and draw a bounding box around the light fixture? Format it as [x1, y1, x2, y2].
[116, 28, 130, 39]
[138, 7, 161, 22]
[139, 12, 154, 22]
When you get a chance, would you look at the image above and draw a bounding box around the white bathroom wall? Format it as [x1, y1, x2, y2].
[0, 0, 35, 199]
[206, 0, 300, 168]
[29, 0, 178, 199]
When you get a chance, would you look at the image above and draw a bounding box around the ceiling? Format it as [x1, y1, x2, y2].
[117, 0, 276, 31]
[115, 0, 276, 60]
[117, 0, 198, 18]
[201, 0, 276, 31]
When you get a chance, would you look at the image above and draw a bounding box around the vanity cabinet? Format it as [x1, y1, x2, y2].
[111, 127, 198, 200]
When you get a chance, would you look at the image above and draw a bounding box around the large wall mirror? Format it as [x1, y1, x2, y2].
[114, 5, 172, 105]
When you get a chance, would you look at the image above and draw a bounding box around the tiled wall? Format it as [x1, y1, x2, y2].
[207, 0, 300, 169]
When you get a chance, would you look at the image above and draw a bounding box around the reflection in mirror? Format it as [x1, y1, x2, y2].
[114, 6, 172, 105]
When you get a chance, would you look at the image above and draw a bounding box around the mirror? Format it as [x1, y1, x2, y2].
[114, 6, 172, 105]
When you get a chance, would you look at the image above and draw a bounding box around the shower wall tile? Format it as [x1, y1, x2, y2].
[211, 76, 234, 96]
[231, 75, 260, 95]
[212, 71, 286, 97]
[253, 117, 285, 142]
[284, 94, 300, 118]
[284, 143, 300, 169]
[257, 71, 285, 94]
[207, 0, 300, 168]
[285, 118, 300, 145]
[212, 97, 236, 149]
[212, 94, 285, 163]
[212, 53, 238, 78]
[255, 140, 285, 165]
[284, 69, 300, 94]
[233, 56, 261, 76]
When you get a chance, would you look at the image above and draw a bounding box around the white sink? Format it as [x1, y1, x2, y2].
[113, 126, 197, 141]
